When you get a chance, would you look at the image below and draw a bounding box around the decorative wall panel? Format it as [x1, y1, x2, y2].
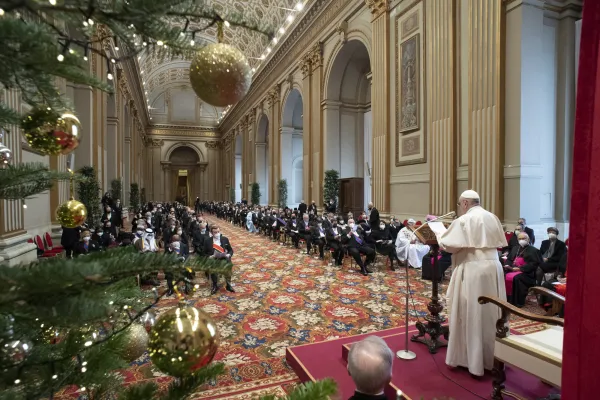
[395, 1, 426, 166]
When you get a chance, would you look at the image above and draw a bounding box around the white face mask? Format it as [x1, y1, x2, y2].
[177, 230, 182, 235]
[214, 233, 220, 239]
[83, 236, 90, 242]
[548, 233, 557, 240]
[349, 223, 355, 229]
[518, 240, 528, 247]
[379, 225, 385, 230]
[514, 229, 521, 234]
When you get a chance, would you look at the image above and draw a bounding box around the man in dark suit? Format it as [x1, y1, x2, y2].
[347, 336, 393, 400]
[203, 225, 235, 295]
[342, 219, 375, 276]
[310, 218, 327, 259]
[326, 219, 344, 266]
[165, 234, 190, 295]
[368, 221, 397, 271]
[518, 217, 535, 245]
[298, 200, 307, 218]
[61, 226, 81, 259]
[367, 202, 379, 228]
[192, 222, 209, 255]
[298, 214, 313, 254]
[536, 227, 567, 284]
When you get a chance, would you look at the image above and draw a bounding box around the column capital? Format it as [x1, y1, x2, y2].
[248, 110, 256, 126]
[300, 55, 312, 79]
[309, 42, 324, 71]
[160, 161, 171, 170]
[365, 0, 389, 19]
[206, 140, 221, 150]
[145, 138, 164, 148]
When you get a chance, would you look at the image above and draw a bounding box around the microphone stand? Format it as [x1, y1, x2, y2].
[396, 258, 416, 360]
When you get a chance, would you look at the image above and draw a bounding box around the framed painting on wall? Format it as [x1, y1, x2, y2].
[399, 34, 420, 133]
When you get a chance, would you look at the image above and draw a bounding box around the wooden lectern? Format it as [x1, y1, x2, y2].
[410, 223, 450, 353]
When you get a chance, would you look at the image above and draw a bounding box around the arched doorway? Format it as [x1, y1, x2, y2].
[281, 88, 304, 208]
[168, 146, 200, 205]
[256, 114, 269, 205]
[324, 40, 372, 214]
[234, 134, 243, 203]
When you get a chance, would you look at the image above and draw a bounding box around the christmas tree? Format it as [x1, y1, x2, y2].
[0, 1, 336, 398]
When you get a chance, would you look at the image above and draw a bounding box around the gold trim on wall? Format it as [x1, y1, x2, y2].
[395, 0, 427, 167]
[398, 33, 420, 133]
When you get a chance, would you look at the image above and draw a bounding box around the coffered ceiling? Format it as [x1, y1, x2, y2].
[139, 0, 307, 129]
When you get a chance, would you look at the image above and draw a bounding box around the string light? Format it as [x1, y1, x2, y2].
[69, 48, 74, 54]
[52, 375, 58, 380]
[142, 41, 147, 46]
[49, 0, 57, 5]
[110, 58, 116, 63]
[287, 14, 295, 22]
[279, 27, 285, 34]
[115, 46, 119, 51]
[272, 37, 278, 44]
[190, 39, 195, 46]
[295, 2, 304, 11]
[0, 9, 4, 16]
[87, 19, 94, 25]
[82, 20, 88, 27]
[157, 40, 164, 46]
[224, 21, 230, 27]
[57, 54, 64, 62]
[107, 73, 113, 80]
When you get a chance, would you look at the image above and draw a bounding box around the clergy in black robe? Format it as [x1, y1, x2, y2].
[368, 221, 396, 270]
[508, 234, 542, 307]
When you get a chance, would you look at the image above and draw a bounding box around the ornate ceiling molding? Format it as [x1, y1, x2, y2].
[147, 125, 218, 138]
[220, 0, 351, 131]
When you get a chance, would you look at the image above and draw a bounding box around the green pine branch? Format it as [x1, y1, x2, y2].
[0, 162, 74, 200]
[258, 378, 338, 400]
[0, 0, 275, 129]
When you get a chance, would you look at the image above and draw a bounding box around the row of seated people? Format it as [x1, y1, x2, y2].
[502, 226, 568, 312]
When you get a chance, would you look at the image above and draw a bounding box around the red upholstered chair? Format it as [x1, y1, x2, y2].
[403, 219, 408, 226]
[565, 238, 569, 247]
[44, 232, 64, 253]
[33, 235, 61, 258]
[415, 221, 422, 226]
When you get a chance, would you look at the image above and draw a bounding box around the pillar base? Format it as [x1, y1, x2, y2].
[0, 233, 38, 266]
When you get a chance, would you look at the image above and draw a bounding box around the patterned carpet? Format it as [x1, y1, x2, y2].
[56, 216, 545, 399]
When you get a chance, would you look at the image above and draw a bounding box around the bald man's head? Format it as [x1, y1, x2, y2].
[347, 336, 393, 394]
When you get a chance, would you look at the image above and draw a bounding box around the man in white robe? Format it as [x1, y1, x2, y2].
[438, 190, 507, 377]
[395, 219, 430, 268]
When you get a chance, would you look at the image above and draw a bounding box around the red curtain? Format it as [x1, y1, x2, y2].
[562, 1, 600, 399]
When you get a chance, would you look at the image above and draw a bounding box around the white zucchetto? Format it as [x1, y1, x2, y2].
[460, 190, 480, 200]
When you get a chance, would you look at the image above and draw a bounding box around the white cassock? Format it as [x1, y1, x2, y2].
[439, 205, 507, 376]
[395, 227, 430, 268]
[246, 212, 257, 233]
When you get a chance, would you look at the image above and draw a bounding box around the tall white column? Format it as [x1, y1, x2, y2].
[505, 0, 557, 225]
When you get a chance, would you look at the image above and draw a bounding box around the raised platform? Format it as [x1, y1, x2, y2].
[286, 325, 559, 400]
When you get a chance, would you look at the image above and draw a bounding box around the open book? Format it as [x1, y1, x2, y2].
[428, 221, 447, 236]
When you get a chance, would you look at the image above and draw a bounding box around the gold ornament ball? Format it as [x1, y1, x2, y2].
[189, 43, 252, 107]
[56, 199, 87, 228]
[119, 324, 149, 363]
[24, 111, 81, 156]
[148, 306, 219, 377]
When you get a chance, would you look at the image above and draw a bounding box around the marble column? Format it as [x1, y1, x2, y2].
[322, 100, 342, 172]
[206, 141, 220, 200]
[301, 58, 312, 204]
[309, 43, 324, 207]
[427, 0, 457, 215]
[106, 117, 118, 184]
[554, 7, 581, 227]
[0, 89, 37, 265]
[72, 83, 94, 170]
[247, 113, 256, 201]
[467, 0, 502, 218]
[366, 0, 391, 214]
[268, 89, 281, 206]
[123, 136, 131, 204]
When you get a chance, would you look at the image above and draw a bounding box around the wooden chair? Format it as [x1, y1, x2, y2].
[479, 289, 564, 400]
